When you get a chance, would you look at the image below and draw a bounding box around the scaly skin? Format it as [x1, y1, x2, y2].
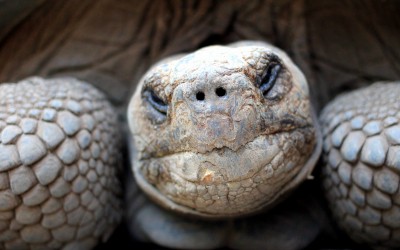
[0, 77, 122, 249]
[320, 82, 400, 249]
[127, 41, 321, 218]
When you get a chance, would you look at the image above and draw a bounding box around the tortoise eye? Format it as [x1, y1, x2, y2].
[143, 88, 168, 123]
[258, 59, 282, 99]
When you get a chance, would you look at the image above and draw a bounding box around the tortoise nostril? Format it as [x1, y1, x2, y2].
[196, 91, 205, 101]
[215, 87, 226, 97]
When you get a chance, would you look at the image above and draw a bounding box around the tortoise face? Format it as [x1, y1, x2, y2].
[128, 42, 320, 218]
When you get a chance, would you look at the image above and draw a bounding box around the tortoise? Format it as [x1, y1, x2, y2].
[0, 1, 400, 250]
[1, 41, 399, 250]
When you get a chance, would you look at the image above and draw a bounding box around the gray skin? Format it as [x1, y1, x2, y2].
[127, 41, 400, 250]
[126, 41, 322, 250]
[127, 41, 322, 219]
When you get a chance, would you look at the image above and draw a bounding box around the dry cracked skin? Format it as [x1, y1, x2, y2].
[128, 41, 322, 218]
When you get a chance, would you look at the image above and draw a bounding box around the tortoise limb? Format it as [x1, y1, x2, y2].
[321, 82, 400, 249]
[0, 77, 122, 249]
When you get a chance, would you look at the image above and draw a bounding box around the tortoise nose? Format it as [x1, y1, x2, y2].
[187, 85, 237, 147]
[194, 86, 227, 101]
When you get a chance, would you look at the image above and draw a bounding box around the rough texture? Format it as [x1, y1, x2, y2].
[320, 82, 400, 248]
[128, 41, 320, 219]
[1, 1, 400, 249]
[0, 77, 122, 249]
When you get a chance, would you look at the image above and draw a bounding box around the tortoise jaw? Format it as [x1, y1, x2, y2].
[130, 125, 321, 219]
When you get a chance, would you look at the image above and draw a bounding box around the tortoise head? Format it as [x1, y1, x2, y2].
[127, 41, 321, 218]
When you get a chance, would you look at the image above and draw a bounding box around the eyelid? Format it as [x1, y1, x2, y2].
[142, 88, 168, 124]
[143, 89, 168, 114]
[257, 57, 282, 98]
[259, 63, 281, 94]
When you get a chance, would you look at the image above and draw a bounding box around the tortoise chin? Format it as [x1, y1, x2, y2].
[132, 128, 318, 218]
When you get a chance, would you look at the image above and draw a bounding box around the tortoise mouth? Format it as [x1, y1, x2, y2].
[130, 126, 321, 219]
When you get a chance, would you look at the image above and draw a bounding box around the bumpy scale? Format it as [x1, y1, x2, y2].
[0, 77, 122, 249]
[320, 82, 400, 248]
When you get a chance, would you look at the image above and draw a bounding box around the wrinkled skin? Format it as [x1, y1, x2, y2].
[1, 1, 400, 249]
[128, 42, 321, 218]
